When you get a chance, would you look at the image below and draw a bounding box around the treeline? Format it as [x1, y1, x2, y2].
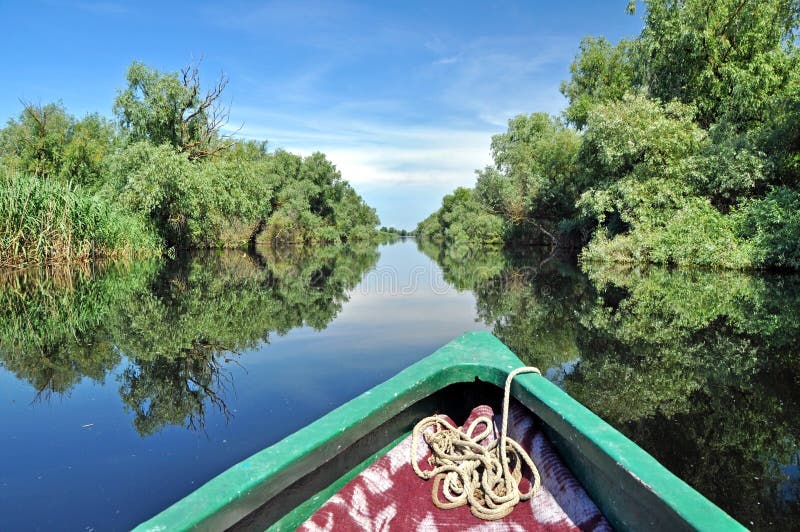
[379, 226, 410, 236]
[0, 61, 380, 266]
[417, 0, 800, 270]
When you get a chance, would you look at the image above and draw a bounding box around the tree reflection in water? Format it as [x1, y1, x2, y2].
[0, 243, 379, 435]
[3, 238, 798, 527]
[419, 240, 800, 529]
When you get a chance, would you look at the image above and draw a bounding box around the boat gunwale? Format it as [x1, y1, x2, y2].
[133, 331, 744, 531]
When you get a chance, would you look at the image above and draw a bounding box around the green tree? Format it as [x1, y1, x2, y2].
[260, 150, 378, 244]
[636, 0, 800, 128]
[477, 113, 582, 245]
[760, 77, 800, 183]
[686, 124, 770, 210]
[735, 186, 800, 269]
[561, 37, 637, 129]
[0, 102, 73, 178]
[416, 187, 504, 246]
[59, 113, 116, 189]
[0, 103, 115, 188]
[114, 61, 232, 160]
[575, 94, 755, 267]
[419, 115, 581, 248]
[105, 141, 199, 247]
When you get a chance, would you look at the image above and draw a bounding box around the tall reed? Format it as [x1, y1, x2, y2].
[0, 170, 159, 267]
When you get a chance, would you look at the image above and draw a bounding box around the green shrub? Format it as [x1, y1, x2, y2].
[736, 187, 800, 269]
[583, 199, 753, 269]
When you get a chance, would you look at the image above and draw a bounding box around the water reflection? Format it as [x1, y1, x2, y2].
[419, 241, 800, 529]
[575, 264, 800, 529]
[0, 244, 379, 436]
[2, 240, 798, 529]
[417, 239, 587, 371]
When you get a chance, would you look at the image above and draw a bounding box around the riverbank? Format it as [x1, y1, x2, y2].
[416, 2, 800, 271]
[0, 62, 381, 267]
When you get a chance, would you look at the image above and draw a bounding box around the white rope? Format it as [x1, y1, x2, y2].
[410, 367, 542, 520]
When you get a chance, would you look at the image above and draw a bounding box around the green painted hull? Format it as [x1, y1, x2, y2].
[135, 331, 744, 531]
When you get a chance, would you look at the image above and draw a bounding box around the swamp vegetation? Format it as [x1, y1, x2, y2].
[417, 0, 800, 270]
[0, 61, 380, 266]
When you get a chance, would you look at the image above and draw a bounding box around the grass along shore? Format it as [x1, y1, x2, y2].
[0, 171, 158, 267]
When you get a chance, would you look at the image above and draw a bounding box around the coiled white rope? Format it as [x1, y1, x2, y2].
[410, 367, 542, 520]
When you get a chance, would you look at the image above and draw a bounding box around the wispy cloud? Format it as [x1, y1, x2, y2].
[211, 4, 578, 225]
[424, 35, 574, 126]
[434, 56, 460, 65]
[228, 108, 495, 187]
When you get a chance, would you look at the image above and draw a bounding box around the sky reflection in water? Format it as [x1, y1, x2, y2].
[0, 239, 797, 530]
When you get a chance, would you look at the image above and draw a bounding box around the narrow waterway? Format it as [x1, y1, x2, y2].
[0, 239, 797, 530]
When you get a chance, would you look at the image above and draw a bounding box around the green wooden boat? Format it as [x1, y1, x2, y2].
[135, 331, 744, 531]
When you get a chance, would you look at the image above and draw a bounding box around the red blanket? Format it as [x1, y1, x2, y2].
[300, 402, 612, 531]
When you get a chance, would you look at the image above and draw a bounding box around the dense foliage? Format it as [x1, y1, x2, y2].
[418, 0, 800, 270]
[0, 62, 379, 265]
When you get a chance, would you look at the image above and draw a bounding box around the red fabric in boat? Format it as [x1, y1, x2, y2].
[299, 402, 612, 531]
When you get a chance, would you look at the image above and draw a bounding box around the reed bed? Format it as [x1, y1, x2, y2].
[0, 171, 159, 267]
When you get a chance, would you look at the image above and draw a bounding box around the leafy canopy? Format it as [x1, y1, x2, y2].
[113, 61, 232, 160]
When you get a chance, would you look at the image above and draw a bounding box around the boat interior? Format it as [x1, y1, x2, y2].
[234, 380, 501, 530]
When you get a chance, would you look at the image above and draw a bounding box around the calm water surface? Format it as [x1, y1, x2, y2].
[0, 239, 798, 530]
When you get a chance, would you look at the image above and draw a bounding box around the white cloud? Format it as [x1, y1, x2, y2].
[222, 31, 576, 190]
[320, 141, 490, 186]
[229, 112, 495, 187]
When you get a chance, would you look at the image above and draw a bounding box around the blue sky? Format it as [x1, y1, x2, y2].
[0, 1, 644, 229]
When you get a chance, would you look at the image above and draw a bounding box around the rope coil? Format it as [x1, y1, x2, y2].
[410, 367, 542, 520]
